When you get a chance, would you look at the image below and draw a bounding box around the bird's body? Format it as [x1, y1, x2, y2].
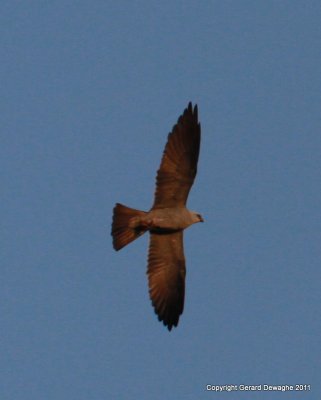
[112, 102, 202, 330]
[129, 207, 202, 232]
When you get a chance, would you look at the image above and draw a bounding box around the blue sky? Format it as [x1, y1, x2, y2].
[1, 1, 321, 399]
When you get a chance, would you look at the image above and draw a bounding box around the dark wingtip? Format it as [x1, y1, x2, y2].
[186, 102, 198, 120]
[166, 321, 178, 331]
[154, 306, 179, 331]
[194, 104, 198, 120]
[163, 321, 174, 331]
[160, 315, 179, 332]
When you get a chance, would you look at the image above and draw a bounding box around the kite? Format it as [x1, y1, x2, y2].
[111, 102, 203, 330]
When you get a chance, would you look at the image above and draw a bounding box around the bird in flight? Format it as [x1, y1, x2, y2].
[111, 102, 203, 330]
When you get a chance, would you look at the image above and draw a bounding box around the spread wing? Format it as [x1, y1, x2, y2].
[147, 231, 186, 330]
[152, 102, 201, 209]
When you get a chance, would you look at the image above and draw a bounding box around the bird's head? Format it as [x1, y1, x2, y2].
[191, 211, 204, 224]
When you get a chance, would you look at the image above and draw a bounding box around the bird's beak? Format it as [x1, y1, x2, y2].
[199, 215, 204, 222]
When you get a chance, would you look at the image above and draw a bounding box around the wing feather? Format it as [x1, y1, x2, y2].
[152, 102, 201, 208]
[147, 231, 186, 330]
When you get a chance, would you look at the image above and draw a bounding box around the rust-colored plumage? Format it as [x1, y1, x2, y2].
[153, 103, 200, 209]
[112, 102, 202, 330]
[148, 232, 185, 329]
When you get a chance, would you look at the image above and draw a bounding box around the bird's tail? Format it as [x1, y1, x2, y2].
[111, 203, 148, 251]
